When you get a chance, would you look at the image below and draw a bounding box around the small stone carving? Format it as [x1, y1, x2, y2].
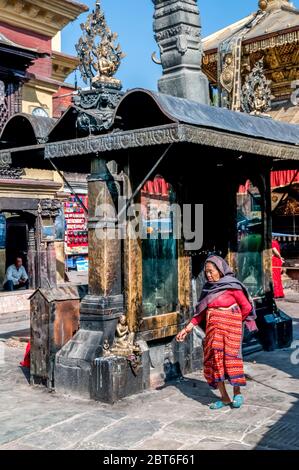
[102, 339, 111, 356]
[115, 315, 130, 345]
[110, 315, 135, 357]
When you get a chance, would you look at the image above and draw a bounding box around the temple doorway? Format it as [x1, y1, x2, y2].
[5, 216, 29, 272]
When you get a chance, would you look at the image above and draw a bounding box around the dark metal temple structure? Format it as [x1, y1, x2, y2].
[0, 0, 297, 403]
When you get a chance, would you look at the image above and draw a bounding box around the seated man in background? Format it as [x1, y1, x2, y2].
[3, 257, 29, 291]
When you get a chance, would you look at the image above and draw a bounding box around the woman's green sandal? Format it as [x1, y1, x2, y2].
[232, 394, 244, 408]
[209, 400, 232, 410]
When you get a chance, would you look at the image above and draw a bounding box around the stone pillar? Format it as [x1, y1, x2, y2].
[80, 158, 123, 344]
[153, 0, 209, 104]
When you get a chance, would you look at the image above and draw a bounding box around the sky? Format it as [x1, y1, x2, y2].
[62, 0, 298, 91]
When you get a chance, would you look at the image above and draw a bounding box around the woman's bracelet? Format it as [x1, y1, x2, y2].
[184, 325, 193, 334]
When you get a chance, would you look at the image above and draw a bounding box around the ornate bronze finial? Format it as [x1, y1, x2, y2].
[76, 0, 125, 88]
[241, 58, 272, 116]
[259, 0, 269, 9]
[258, 0, 290, 11]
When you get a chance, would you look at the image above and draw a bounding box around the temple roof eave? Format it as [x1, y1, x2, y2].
[2, 120, 299, 164]
[2, 89, 299, 162]
[0, 0, 89, 38]
[203, 6, 299, 54]
[42, 122, 299, 161]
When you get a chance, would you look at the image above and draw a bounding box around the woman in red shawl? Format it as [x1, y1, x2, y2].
[176, 255, 257, 410]
[272, 238, 285, 299]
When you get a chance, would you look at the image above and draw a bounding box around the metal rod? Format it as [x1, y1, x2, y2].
[117, 143, 173, 221]
[48, 158, 88, 214]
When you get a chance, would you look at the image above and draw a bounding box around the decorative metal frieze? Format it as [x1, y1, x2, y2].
[75, 0, 124, 89]
[0, 150, 23, 179]
[45, 123, 299, 161]
[0, 167, 24, 179]
[244, 31, 299, 54]
[46, 125, 182, 159]
[241, 59, 272, 115]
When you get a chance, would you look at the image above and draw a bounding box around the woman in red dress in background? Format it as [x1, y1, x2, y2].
[272, 238, 285, 299]
[176, 255, 258, 410]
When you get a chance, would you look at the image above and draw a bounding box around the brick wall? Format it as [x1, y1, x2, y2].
[0, 22, 52, 79]
[53, 86, 75, 118]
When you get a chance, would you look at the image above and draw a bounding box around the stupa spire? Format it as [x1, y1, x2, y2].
[152, 0, 209, 104]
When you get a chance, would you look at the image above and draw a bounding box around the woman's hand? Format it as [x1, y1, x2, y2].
[176, 329, 188, 342]
[176, 324, 193, 342]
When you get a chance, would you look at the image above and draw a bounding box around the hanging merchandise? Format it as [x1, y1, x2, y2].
[64, 194, 89, 269]
[0, 214, 6, 249]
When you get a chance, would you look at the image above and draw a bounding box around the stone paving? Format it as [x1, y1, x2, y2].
[0, 294, 298, 450]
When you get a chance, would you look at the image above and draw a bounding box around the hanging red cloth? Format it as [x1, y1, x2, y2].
[271, 170, 299, 188]
[272, 240, 285, 299]
[20, 341, 30, 368]
[238, 172, 299, 194]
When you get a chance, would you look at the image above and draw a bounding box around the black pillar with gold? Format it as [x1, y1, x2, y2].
[54, 1, 148, 402]
[80, 158, 123, 343]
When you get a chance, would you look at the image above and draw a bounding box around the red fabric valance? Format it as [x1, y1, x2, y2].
[271, 170, 299, 189]
[142, 176, 171, 197]
[238, 171, 299, 193]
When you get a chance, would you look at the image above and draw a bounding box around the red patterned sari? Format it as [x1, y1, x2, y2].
[191, 290, 252, 389]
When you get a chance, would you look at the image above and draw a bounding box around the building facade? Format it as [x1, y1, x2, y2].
[0, 0, 88, 122]
[0, 0, 89, 306]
